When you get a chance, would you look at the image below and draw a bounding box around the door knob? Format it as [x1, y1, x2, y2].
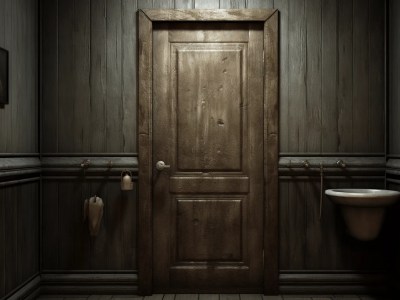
[156, 161, 170, 171]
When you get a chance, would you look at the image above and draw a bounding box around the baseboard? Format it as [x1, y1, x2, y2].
[39, 273, 138, 295]
[279, 271, 388, 294]
[3, 275, 41, 300]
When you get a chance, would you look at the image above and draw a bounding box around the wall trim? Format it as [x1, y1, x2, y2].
[41, 153, 138, 157]
[3, 274, 41, 300]
[39, 273, 138, 295]
[41, 156, 138, 176]
[279, 271, 388, 294]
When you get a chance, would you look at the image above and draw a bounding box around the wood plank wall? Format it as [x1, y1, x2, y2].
[0, 181, 40, 298]
[388, 0, 400, 292]
[40, 0, 388, 291]
[389, 0, 400, 157]
[41, 0, 386, 155]
[0, 0, 38, 154]
[0, 0, 40, 298]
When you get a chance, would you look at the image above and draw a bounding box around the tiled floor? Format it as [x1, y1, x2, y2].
[35, 295, 394, 300]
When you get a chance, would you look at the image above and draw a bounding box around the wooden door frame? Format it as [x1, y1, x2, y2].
[138, 9, 279, 295]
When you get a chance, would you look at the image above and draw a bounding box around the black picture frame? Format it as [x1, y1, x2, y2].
[0, 47, 9, 105]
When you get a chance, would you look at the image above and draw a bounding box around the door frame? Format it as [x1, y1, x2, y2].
[138, 8, 279, 295]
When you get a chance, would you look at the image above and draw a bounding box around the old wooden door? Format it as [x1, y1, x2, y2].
[138, 9, 278, 295]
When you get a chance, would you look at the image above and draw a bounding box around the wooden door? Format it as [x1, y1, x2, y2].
[153, 22, 264, 293]
[138, 9, 278, 295]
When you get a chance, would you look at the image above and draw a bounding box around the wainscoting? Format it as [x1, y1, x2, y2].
[0, 157, 41, 299]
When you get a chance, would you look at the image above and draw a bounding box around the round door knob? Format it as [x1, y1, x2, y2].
[156, 161, 171, 171]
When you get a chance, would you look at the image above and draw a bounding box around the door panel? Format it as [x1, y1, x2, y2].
[153, 22, 264, 292]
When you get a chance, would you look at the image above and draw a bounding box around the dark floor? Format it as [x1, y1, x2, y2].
[35, 294, 393, 300]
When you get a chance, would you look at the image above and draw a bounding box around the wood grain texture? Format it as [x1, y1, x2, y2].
[151, 20, 268, 292]
[287, 0, 306, 152]
[40, 1, 386, 155]
[279, 177, 388, 271]
[138, 10, 153, 296]
[263, 10, 279, 294]
[42, 0, 137, 153]
[194, 0, 220, 9]
[389, 0, 400, 156]
[0, 0, 38, 153]
[41, 179, 137, 271]
[89, 0, 107, 153]
[368, 0, 385, 153]
[305, 0, 322, 152]
[0, 182, 39, 298]
[142, 9, 276, 21]
[352, 0, 369, 153]
[337, 0, 353, 153]
[321, 0, 338, 152]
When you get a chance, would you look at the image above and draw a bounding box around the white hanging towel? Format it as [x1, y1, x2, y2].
[84, 196, 104, 237]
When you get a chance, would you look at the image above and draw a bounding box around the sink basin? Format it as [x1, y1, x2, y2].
[325, 189, 400, 207]
[325, 189, 400, 241]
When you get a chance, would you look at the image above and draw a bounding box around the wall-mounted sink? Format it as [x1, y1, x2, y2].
[325, 189, 400, 241]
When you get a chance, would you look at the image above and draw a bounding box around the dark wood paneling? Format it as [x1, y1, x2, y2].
[42, 179, 137, 271]
[0, 182, 39, 298]
[0, 0, 38, 153]
[38, 0, 388, 293]
[40, 0, 385, 153]
[389, 0, 400, 156]
[279, 177, 388, 271]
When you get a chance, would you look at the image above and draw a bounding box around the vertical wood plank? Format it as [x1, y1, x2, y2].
[153, 0, 174, 8]
[122, 0, 138, 152]
[289, 180, 306, 269]
[389, 0, 400, 155]
[305, 0, 322, 152]
[41, 0, 59, 153]
[58, 0, 75, 152]
[17, 183, 39, 283]
[279, 180, 290, 269]
[246, 0, 273, 8]
[219, 0, 245, 9]
[9, 0, 18, 152]
[120, 178, 137, 267]
[264, 10, 279, 294]
[42, 180, 60, 270]
[106, 0, 123, 152]
[337, 0, 353, 153]
[105, 182, 124, 269]
[175, 0, 193, 9]
[353, 0, 369, 152]
[288, 0, 306, 152]
[74, 0, 91, 152]
[274, 0, 289, 152]
[90, 0, 107, 153]
[0, 188, 4, 297]
[138, 10, 153, 295]
[194, 0, 219, 9]
[368, 0, 385, 153]
[321, 0, 338, 152]
[58, 181, 90, 270]
[305, 179, 323, 269]
[0, 0, 5, 154]
[138, 0, 153, 9]
[4, 185, 17, 294]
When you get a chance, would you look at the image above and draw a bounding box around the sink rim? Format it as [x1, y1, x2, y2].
[325, 188, 400, 198]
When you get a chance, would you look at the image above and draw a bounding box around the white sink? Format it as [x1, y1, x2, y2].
[325, 189, 400, 241]
[325, 189, 400, 207]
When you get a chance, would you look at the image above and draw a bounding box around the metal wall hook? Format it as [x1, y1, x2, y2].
[80, 159, 91, 168]
[302, 160, 310, 168]
[336, 159, 346, 168]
